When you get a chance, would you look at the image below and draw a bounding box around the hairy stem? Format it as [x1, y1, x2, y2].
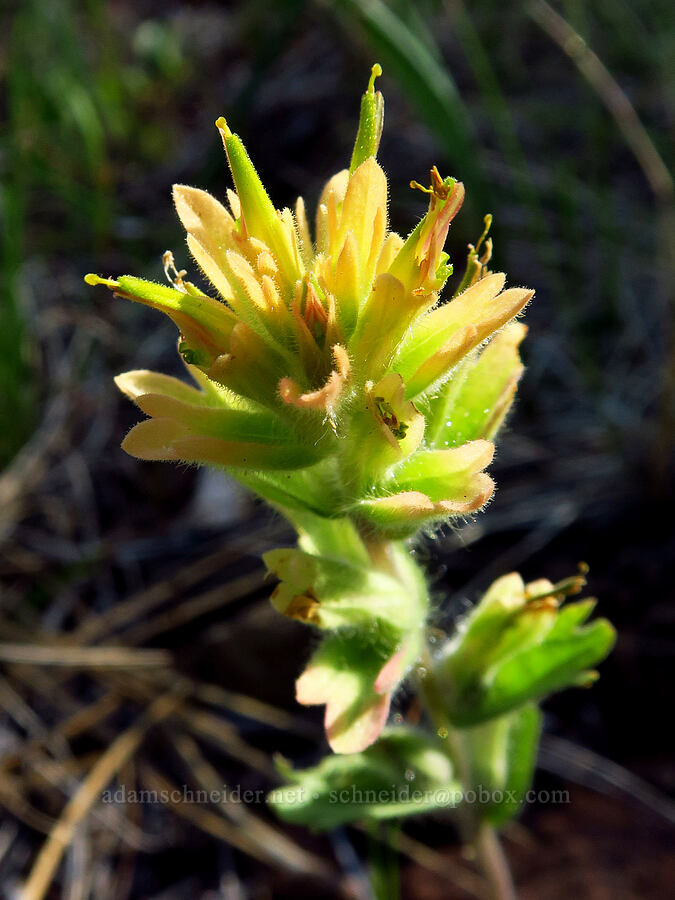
[417, 647, 516, 899]
[360, 537, 517, 898]
[474, 821, 517, 900]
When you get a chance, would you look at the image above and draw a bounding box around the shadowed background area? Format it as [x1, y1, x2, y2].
[0, 0, 673, 897]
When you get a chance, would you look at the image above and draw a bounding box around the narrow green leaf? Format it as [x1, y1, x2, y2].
[450, 618, 616, 725]
[216, 121, 301, 286]
[462, 704, 541, 825]
[487, 706, 541, 825]
[350, 63, 385, 172]
[546, 598, 597, 638]
[481, 620, 616, 717]
[86, 273, 236, 361]
[131, 394, 302, 447]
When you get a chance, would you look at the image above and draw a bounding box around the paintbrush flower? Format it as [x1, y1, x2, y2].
[86, 66, 534, 752]
[86, 65, 532, 536]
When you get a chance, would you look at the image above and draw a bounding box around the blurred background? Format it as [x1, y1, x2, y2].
[0, 0, 673, 896]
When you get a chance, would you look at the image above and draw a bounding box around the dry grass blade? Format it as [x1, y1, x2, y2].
[0, 686, 166, 854]
[151, 670, 317, 738]
[5, 664, 83, 720]
[0, 673, 55, 742]
[138, 764, 266, 860]
[63, 826, 89, 900]
[172, 732, 333, 880]
[20, 689, 186, 900]
[0, 772, 56, 834]
[540, 734, 675, 824]
[139, 765, 343, 891]
[119, 571, 265, 646]
[0, 820, 19, 869]
[359, 825, 484, 897]
[55, 691, 121, 743]
[0, 396, 69, 543]
[103, 671, 279, 779]
[23, 748, 168, 854]
[176, 707, 279, 780]
[528, 0, 673, 201]
[0, 670, 119, 786]
[70, 531, 278, 644]
[26, 753, 100, 790]
[191, 680, 317, 738]
[0, 644, 171, 667]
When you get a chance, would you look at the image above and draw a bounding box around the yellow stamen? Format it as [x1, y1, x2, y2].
[368, 63, 382, 93]
[84, 273, 118, 288]
[410, 166, 454, 200]
[162, 250, 188, 292]
[475, 213, 493, 254]
[214, 115, 232, 138]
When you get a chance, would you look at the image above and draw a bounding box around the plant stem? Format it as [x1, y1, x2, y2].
[363, 534, 399, 577]
[417, 646, 517, 899]
[474, 821, 517, 900]
[364, 538, 517, 898]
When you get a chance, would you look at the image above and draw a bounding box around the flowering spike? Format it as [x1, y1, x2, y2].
[87, 69, 550, 757]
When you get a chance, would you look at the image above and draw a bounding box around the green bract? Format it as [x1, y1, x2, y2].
[270, 727, 461, 829]
[436, 573, 616, 726]
[265, 539, 427, 752]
